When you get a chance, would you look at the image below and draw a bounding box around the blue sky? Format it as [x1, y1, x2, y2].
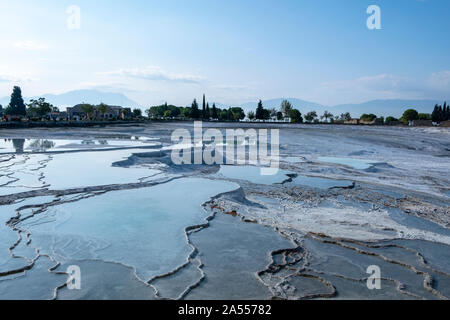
[0, 0, 449, 106]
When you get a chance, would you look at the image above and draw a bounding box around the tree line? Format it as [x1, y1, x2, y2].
[432, 103, 450, 123]
[1, 86, 448, 125]
[146, 95, 245, 121]
[0, 86, 143, 121]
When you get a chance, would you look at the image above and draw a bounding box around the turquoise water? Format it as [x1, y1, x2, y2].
[217, 165, 292, 185]
[43, 149, 161, 189]
[0, 138, 158, 154]
[317, 157, 377, 170]
[288, 175, 353, 189]
[0, 196, 56, 275]
[1, 124, 449, 300]
[0, 150, 161, 195]
[18, 178, 239, 281]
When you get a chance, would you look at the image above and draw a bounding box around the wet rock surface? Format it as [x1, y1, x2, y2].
[0, 123, 449, 300]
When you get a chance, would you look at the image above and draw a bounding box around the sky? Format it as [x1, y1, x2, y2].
[0, 0, 449, 107]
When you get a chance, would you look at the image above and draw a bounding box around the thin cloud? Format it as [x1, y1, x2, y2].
[322, 74, 420, 93]
[428, 71, 450, 91]
[13, 40, 47, 51]
[99, 66, 204, 84]
[212, 84, 249, 91]
[318, 72, 450, 102]
[0, 73, 36, 83]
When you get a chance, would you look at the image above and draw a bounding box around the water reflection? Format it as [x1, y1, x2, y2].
[81, 140, 95, 145]
[28, 139, 56, 152]
[12, 139, 25, 153]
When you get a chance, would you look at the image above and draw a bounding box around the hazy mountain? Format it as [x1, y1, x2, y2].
[0, 89, 141, 109]
[0, 90, 445, 118]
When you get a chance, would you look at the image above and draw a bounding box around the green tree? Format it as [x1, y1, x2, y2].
[385, 116, 398, 125]
[401, 109, 419, 124]
[262, 109, 271, 120]
[281, 100, 292, 118]
[6, 86, 26, 116]
[97, 103, 109, 120]
[80, 104, 95, 120]
[227, 109, 233, 121]
[27, 98, 53, 118]
[163, 110, 172, 118]
[320, 111, 333, 123]
[219, 110, 228, 121]
[211, 103, 218, 119]
[181, 107, 192, 118]
[190, 99, 200, 119]
[418, 113, 431, 120]
[289, 109, 303, 123]
[133, 108, 142, 118]
[339, 112, 351, 121]
[360, 113, 377, 122]
[432, 104, 441, 123]
[202, 94, 206, 119]
[304, 111, 317, 123]
[229, 107, 245, 121]
[439, 102, 449, 121]
[205, 102, 210, 119]
[276, 111, 283, 121]
[248, 111, 255, 120]
[255, 100, 265, 120]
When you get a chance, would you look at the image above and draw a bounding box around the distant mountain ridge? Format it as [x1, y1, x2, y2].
[0, 89, 141, 110]
[0, 89, 446, 118]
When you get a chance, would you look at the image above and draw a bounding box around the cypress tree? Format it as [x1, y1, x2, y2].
[202, 94, 206, 119]
[205, 102, 210, 120]
[8, 86, 26, 116]
[191, 99, 200, 119]
[432, 104, 440, 123]
[444, 102, 449, 121]
[255, 100, 264, 120]
[211, 103, 218, 119]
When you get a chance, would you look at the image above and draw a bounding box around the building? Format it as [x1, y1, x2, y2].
[121, 108, 132, 120]
[67, 104, 127, 120]
[410, 120, 433, 127]
[360, 118, 383, 125]
[344, 119, 359, 125]
[439, 120, 450, 127]
[102, 106, 123, 120]
[49, 111, 67, 121]
[67, 104, 88, 120]
[386, 120, 403, 126]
